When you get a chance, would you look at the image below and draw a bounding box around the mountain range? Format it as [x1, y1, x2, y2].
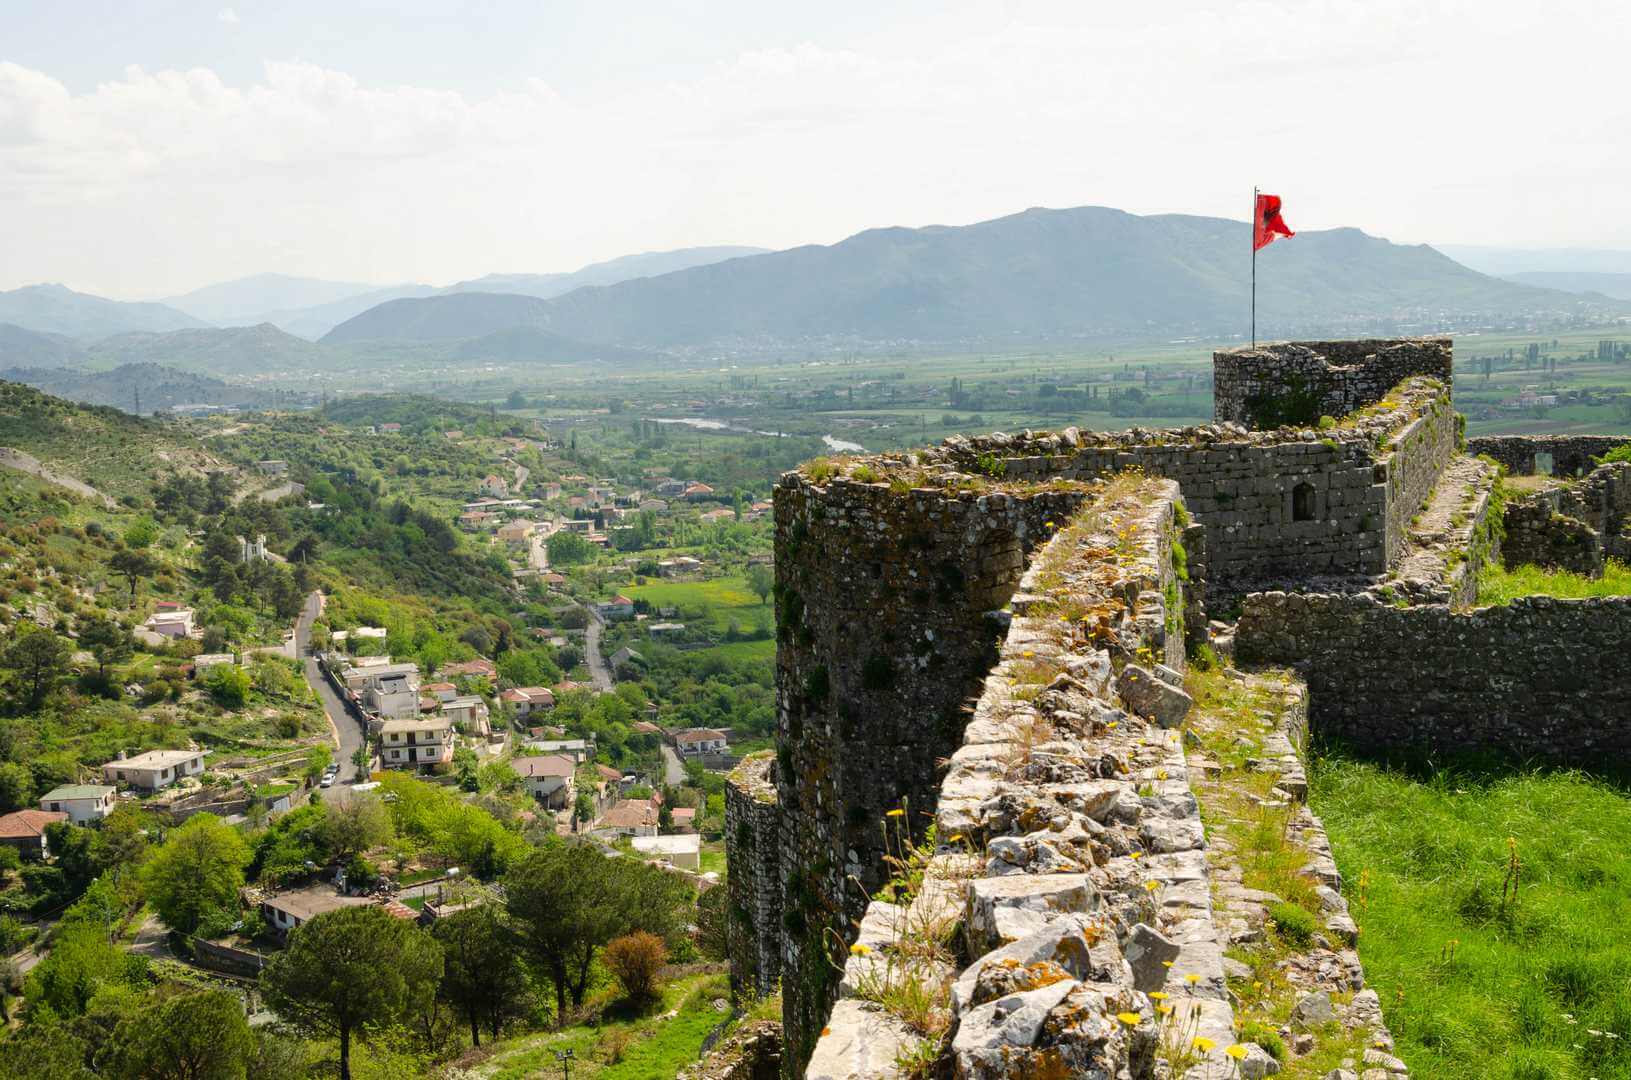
[2, 209, 1623, 372]
[1502, 271, 1631, 301]
[324, 207, 1618, 351]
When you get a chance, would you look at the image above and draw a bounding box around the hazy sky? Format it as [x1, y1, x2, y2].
[3, 0, 1629, 298]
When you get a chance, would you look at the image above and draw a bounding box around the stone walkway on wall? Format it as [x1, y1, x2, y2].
[805, 479, 1254, 1079]
[1186, 663, 1408, 1080]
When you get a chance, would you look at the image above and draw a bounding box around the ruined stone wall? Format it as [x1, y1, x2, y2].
[806, 479, 1241, 1079]
[725, 752, 783, 999]
[1501, 498, 1603, 575]
[1236, 591, 1631, 762]
[771, 475, 1089, 1067]
[1380, 391, 1462, 566]
[918, 375, 1451, 596]
[1468, 434, 1631, 477]
[1212, 338, 1452, 428]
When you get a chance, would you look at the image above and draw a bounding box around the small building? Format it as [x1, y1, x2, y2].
[499, 686, 555, 717]
[496, 520, 536, 544]
[104, 748, 206, 791]
[261, 887, 372, 938]
[511, 754, 577, 810]
[632, 720, 663, 736]
[367, 672, 422, 720]
[674, 728, 728, 757]
[0, 809, 68, 859]
[442, 695, 491, 735]
[657, 556, 703, 578]
[380, 717, 456, 770]
[379, 422, 402, 434]
[596, 595, 636, 621]
[193, 653, 236, 673]
[480, 474, 511, 499]
[670, 806, 697, 832]
[682, 482, 716, 502]
[525, 737, 591, 763]
[441, 658, 498, 680]
[647, 622, 686, 638]
[239, 534, 269, 562]
[599, 799, 659, 837]
[609, 646, 644, 672]
[143, 609, 196, 638]
[630, 833, 701, 871]
[458, 510, 497, 528]
[256, 459, 289, 476]
[698, 508, 736, 525]
[38, 784, 116, 823]
[424, 681, 458, 702]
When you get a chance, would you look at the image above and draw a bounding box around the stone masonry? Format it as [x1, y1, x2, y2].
[727, 751, 785, 999]
[1213, 339, 1453, 429]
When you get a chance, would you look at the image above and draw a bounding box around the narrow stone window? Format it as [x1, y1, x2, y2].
[1534, 451, 1554, 476]
[1292, 481, 1317, 522]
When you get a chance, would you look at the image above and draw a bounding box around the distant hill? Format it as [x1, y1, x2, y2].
[0, 379, 218, 499]
[445, 246, 769, 299]
[160, 272, 391, 325]
[0, 284, 210, 340]
[451, 325, 657, 364]
[0, 322, 87, 367]
[1, 363, 288, 413]
[258, 285, 441, 340]
[518, 207, 1613, 350]
[321, 207, 1610, 354]
[84, 324, 326, 375]
[321, 293, 554, 344]
[1503, 271, 1631, 301]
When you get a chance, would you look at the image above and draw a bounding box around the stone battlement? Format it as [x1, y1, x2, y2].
[1212, 337, 1453, 428]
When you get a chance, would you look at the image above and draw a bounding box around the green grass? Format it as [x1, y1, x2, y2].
[1476, 560, 1631, 605]
[699, 848, 726, 876]
[1313, 759, 1631, 1079]
[622, 576, 769, 631]
[481, 973, 731, 1080]
[693, 639, 775, 664]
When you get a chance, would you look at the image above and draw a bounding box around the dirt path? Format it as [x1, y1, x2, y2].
[0, 446, 116, 507]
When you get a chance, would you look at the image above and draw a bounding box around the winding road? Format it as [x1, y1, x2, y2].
[295, 591, 368, 781]
[583, 607, 614, 692]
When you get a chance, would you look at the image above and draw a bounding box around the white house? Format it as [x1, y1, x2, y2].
[38, 784, 116, 823]
[380, 717, 456, 771]
[103, 748, 206, 791]
[596, 595, 636, 621]
[511, 754, 577, 810]
[525, 738, 591, 763]
[368, 672, 422, 720]
[598, 799, 659, 837]
[498, 686, 555, 717]
[674, 728, 728, 757]
[631, 833, 701, 871]
[261, 887, 371, 938]
[479, 474, 510, 499]
[143, 609, 196, 638]
[442, 695, 490, 736]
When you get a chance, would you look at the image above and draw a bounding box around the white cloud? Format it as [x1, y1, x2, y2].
[217, 8, 239, 24]
[2, 0, 1629, 297]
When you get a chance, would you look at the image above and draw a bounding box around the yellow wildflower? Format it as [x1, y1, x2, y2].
[886, 809, 905, 817]
[1185, 973, 1200, 985]
[1148, 991, 1169, 1001]
[1193, 1036, 1216, 1053]
[1116, 1012, 1142, 1026]
[850, 943, 871, 956]
[1225, 1044, 1248, 1060]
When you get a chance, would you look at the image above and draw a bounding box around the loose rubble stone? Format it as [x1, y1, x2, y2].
[1116, 664, 1194, 729]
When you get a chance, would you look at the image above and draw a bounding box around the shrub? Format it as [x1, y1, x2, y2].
[603, 930, 668, 1002]
[1237, 1019, 1286, 1060]
[1269, 901, 1318, 945]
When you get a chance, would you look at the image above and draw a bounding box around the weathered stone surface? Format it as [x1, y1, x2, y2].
[1122, 922, 1181, 992]
[1236, 1041, 1284, 1078]
[965, 873, 1097, 955]
[1292, 989, 1337, 1029]
[1116, 664, 1194, 728]
[951, 915, 1124, 1015]
[803, 999, 918, 1080]
[952, 981, 1145, 1080]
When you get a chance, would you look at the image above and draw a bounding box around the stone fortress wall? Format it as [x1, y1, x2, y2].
[1212, 338, 1453, 429]
[725, 337, 1627, 1078]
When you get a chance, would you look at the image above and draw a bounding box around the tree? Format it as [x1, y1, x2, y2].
[320, 792, 393, 867]
[695, 883, 728, 960]
[351, 743, 372, 776]
[205, 663, 251, 708]
[3, 625, 70, 709]
[604, 931, 668, 1003]
[100, 989, 254, 1080]
[0, 761, 33, 812]
[77, 614, 133, 682]
[122, 517, 160, 550]
[0, 955, 20, 1023]
[261, 906, 443, 1080]
[144, 813, 250, 935]
[505, 840, 692, 1022]
[108, 548, 158, 606]
[546, 530, 594, 566]
[745, 563, 773, 605]
[431, 903, 531, 1045]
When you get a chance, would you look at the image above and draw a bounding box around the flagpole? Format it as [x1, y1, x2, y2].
[1251, 185, 1258, 347]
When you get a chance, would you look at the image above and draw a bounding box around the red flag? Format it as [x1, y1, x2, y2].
[1253, 193, 1294, 251]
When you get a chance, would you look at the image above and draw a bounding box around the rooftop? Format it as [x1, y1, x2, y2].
[109, 748, 201, 770]
[0, 809, 68, 838]
[40, 784, 115, 801]
[262, 887, 372, 921]
[512, 754, 577, 779]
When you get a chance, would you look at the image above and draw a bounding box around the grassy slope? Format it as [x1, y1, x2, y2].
[1477, 560, 1631, 604]
[621, 576, 769, 632]
[1314, 761, 1631, 1079]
